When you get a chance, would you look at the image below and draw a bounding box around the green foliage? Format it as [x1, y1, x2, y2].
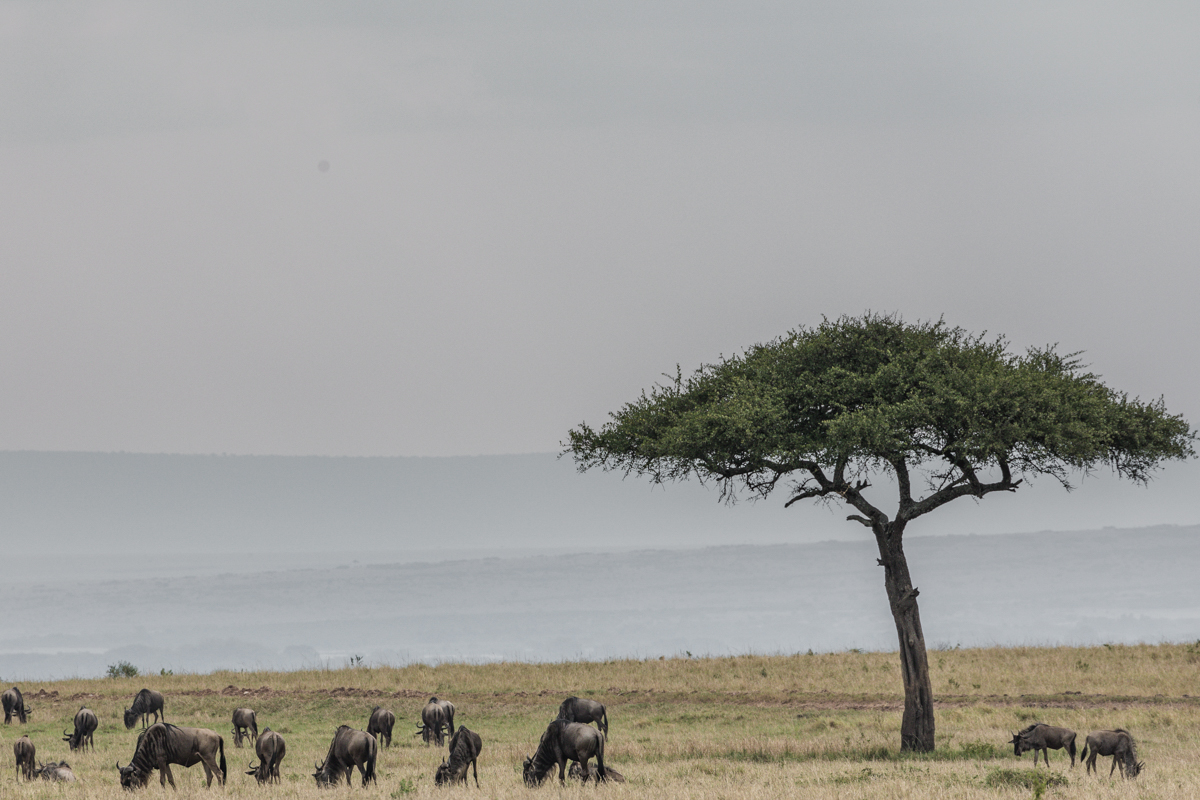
[106, 660, 139, 678]
[567, 313, 1194, 520]
[391, 778, 416, 796]
[954, 741, 1005, 759]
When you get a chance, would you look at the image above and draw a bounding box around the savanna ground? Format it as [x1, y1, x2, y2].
[2, 643, 1198, 799]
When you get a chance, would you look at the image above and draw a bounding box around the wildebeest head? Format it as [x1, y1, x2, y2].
[1009, 732, 1028, 756]
[313, 759, 338, 787]
[117, 761, 148, 790]
[434, 757, 451, 786]
[522, 756, 542, 786]
[123, 707, 139, 730]
[247, 760, 269, 784]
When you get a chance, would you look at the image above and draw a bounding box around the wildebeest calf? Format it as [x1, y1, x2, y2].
[35, 761, 77, 782]
[569, 762, 625, 783]
[1081, 729, 1143, 779]
[14, 735, 35, 781]
[1009, 723, 1077, 767]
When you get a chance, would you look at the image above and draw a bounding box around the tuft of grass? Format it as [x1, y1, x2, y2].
[984, 767, 1068, 790]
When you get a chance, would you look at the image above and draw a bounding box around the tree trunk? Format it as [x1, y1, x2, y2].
[874, 520, 935, 751]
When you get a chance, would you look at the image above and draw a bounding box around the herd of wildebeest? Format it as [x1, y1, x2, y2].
[1, 683, 1145, 789]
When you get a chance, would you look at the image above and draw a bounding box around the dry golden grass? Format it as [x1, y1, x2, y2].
[2, 642, 1198, 799]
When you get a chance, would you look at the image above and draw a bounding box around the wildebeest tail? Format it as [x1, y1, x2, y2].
[219, 737, 227, 786]
[595, 733, 607, 782]
[1079, 741, 1088, 762]
[1068, 736, 1077, 762]
[365, 741, 378, 786]
[602, 708, 609, 738]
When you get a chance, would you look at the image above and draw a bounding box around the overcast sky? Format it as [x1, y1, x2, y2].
[2, 1, 1198, 463]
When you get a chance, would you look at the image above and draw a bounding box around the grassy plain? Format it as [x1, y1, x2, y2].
[2, 642, 1198, 799]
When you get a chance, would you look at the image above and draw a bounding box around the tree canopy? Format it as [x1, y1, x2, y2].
[568, 314, 1193, 521]
[567, 313, 1194, 751]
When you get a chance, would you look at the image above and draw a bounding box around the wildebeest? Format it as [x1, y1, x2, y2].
[312, 725, 377, 787]
[557, 697, 609, 738]
[523, 720, 607, 786]
[1081, 729, 1143, 779]
[569, 762, 625, 783]
[14, 735, 35, 781]
[65, 706, 100, 752]
[367, 706, 396, 748]
[231, 708, 258, 748]
[435, 727, 482, 788]
[246, 728, 286, 785]
[2, 686, 30, 724]
[416, 697, 456, 746]
[34, 761, 77, 782]
[117, 722, 227, 789]
[124, 688, 166, 730]
[1009, 723, 1077, 767]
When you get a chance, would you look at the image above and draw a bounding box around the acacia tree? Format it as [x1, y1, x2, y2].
[566, 314, 1193, 751]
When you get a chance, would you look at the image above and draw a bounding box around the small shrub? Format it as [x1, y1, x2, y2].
[957, 741, 1005, 760]
[391, 778, 416, 796]
[106, 661, 139, 679]
[984, 768, 1067, 791]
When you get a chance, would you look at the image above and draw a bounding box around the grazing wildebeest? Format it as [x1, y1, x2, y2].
[1009, 723, 1077, 767]
[569, 762, 625, 783]
[312, 725, 377, 787]
[65, 706, 100, 752]
[1081, 729, 1143, 779]
[523, 720, 607, 786]
[435, 726, 482, 788]
[34, 761, 77, 782]
[416, 697, 456, 746]
[231, 708, 258, 748]
[557, 697, 609, 738]
[246, 728, 286, 785]
[367, 706, 396, 748]
[14, 735, 35, 781]
[2, 687, 30, 724]
[117, 722, 227, 789]
[124, 688, 166, 729]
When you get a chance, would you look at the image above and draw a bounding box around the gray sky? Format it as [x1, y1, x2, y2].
[2, 1, 1198, 462]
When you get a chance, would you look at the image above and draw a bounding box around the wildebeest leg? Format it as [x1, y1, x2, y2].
[472, 757, 479, 788]
[161, 763, 177, 789]
[1109, 755, 1119, 777]
[1041, 748, 1050, 768]
[558, 757, 568, 784]
[199, 752, 223, 787]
